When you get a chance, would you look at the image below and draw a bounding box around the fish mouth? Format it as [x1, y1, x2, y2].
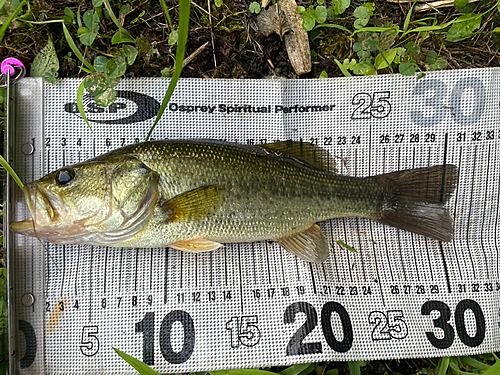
[10, 183, 61, 236]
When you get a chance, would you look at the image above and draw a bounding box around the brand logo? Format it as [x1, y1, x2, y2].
[64, 91, 160, 124]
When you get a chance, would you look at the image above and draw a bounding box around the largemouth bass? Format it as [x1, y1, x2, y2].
[11, 140, 458, 263]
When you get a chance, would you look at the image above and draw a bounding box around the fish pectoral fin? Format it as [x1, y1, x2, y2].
[260, 141, 337, 173]
[169, 237, 224, 253]
[161, 185, 225, 223]
[275, 224, 330, 263]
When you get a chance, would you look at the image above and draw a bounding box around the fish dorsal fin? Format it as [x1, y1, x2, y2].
[169, 237, 224, 253]
[260, 140, 336, 172]
[275, 223, 330, 263]
[161, 185, 225, 222]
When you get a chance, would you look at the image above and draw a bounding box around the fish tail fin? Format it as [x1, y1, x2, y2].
[373, 164, 458, 242]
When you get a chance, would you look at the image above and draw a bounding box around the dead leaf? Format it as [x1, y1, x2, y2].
[254, 4, 291, 39]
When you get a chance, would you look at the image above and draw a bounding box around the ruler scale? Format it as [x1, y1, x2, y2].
[6, 70, 500, 374]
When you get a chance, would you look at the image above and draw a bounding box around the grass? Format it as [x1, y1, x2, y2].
[1, 0, 500, 374]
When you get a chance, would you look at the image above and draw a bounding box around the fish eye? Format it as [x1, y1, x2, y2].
[55, 168, 76, 187]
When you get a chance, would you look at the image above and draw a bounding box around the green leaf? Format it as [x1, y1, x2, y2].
[426, 50, 447, 71]
[77, 80, 93, 131]
[399, 62, 418, 76]
[93, 56, 108, 73]
[83, 10, 99, 32]
[315, 6, 327, 24]
[112, 29, 136, 44]
[161, 67, 171, 77]
[302, 6, 317, 31]
[94, 87, 117, 107]
[353, 5, 369, 18]
[353, 4, 372, 29]
[446, 13, 482, 42]
[317, 0, 324, 4]
[62, 6, 75, 24]
[249, 2, 261, 14]
[374, 48, 397, 69]
[331, 0, 350, 16]
[168, 30, 178, 45]
[405, 41, 420, 55]
[105, 56, 126, 80]
[80, 30, 97, 46]
[493, 27, 500, 32]
[319, 70, 328, 78]
[119, 4, 132, 16]
[92, 0, 103, 6]
[352, 62, 375, 75]
[296, 6, 305, 13]
[122, 45, 138, 65]
[114, 348, 161, 375]
[84, 73, 108, 95]
[31, 37, 60, 84]
[215, 0, 222, 7]
[454, 0, 468, 8]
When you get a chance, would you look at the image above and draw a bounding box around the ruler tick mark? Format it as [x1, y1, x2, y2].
[163, 248, 169, 304]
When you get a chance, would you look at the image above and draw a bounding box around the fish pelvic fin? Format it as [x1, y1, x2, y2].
[169, 237, 224, 253]
[161, 185, 225, 223]
[275, 223, 330, 263]
[373, 164, 458, 242]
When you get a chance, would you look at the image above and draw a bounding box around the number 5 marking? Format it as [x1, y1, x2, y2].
[80, 326, 99, 356]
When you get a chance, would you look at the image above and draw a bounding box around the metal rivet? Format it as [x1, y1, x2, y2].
[22, 143, 34, 155]
[22, 293, 35, 306]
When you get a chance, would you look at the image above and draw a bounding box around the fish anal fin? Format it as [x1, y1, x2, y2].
[275, 223, 330, 263]
[260, 140, 336, 172]
[161, 185, 225, 223]
[169, 237, 224, 253]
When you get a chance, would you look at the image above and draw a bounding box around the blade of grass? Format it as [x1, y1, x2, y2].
[103, 0, 135, 41]
[334, 59, 352, 77]
[211, 370, 278, 375]
[146, 0, 190, 140]
[436, 357, 450, 375]
[338, 239, 357, 252]
[159, 0, 174, 33]
[62, 23, 94, 72]
[77, 81, 93, 131]
[403, 1, 416, 34]
[0, 154, 24, 190]
[448, 357, 475, 375]
[347, 361, 362, 375]
[483, 358, 500, 375]
[0, 0, 26, 44]
[460, 356, 491, 371]
[352, 26, 399, 35]
[113, 348, 161, 375]
[314, 23, 350, 33]
[279, 363, 314, 375]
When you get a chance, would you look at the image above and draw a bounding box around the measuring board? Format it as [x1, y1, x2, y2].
[5, 69, 500, 374]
